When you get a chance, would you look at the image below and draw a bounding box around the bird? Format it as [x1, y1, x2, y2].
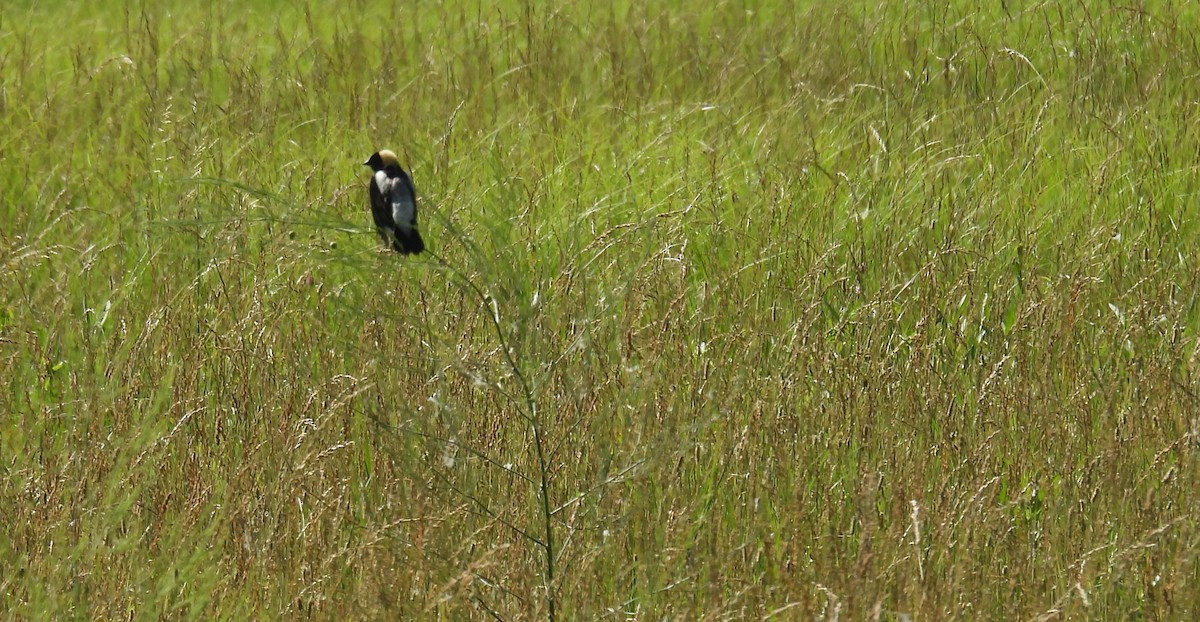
[363, 149, 425, 255]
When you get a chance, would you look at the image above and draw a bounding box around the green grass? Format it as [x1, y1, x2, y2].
[3, 0, 1200, 619]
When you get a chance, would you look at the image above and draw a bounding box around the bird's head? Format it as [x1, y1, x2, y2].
[364, 149, 401, 172]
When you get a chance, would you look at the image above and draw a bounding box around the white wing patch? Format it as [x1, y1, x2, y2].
[391, 190, 416, 231]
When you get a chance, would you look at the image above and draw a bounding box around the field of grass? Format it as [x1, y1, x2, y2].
[3, 0, 1200, 619]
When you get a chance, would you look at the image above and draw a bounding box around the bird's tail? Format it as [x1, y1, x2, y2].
[392, 229, 425, 255]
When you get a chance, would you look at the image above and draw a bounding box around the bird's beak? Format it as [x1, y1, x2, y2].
[362, 159, 371, 166]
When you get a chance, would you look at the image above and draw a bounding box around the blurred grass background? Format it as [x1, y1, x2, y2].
[2, 0, 1200, 618]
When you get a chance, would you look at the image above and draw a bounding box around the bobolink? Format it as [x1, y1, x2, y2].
[364, 149, 425, 255]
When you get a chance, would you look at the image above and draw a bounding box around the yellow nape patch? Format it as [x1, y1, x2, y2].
[377, 149, 400, 167]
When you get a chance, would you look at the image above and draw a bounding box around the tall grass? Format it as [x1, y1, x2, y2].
[2, 0, 1200, 619]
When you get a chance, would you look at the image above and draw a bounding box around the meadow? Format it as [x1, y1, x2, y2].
[2, 0, 1199, 619]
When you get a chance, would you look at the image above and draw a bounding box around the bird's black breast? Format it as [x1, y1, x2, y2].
[368, 176, 394, 229]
